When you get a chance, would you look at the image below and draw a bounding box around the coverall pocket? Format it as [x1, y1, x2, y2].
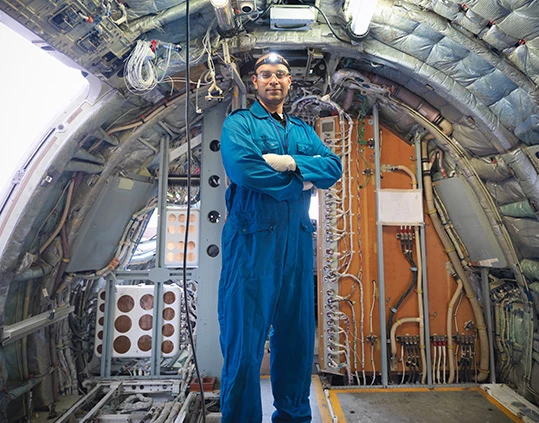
[297, 143, 313, 156]
[228, 214, 277, 234]
[260, 138, 281, 154]
[300, 218, 315, 233]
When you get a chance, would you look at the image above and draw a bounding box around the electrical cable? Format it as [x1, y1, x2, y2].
[182, 1, 206, 421]
[248, 2, 273, 24]
[386, 229, 417, 341]
[369, 280, 376, 385]
[432, 339, 437, 383]
[297, 0, 351, 44]
[400, 343, 406, 385]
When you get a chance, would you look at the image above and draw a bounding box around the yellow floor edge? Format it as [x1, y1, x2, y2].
[322, 385, 523, 423]
[475, 387, 523, 423]
[327, 390, 346, 422]
[312, 375, 334, 423]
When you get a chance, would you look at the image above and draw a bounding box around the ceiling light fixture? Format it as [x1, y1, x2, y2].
[344, 0, 378, 39]
[210, 0, 237, 37]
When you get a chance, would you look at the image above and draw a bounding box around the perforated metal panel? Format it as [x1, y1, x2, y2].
[95, 285, 181, 358]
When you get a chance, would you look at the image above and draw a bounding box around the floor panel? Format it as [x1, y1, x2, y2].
[335, 389, 517, 423]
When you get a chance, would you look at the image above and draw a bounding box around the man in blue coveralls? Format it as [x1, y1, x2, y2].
[218, 52, 342, 423]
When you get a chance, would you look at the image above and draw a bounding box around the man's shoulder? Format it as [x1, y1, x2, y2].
[228, 108, 249, 116]
[224, 108, 256, 125]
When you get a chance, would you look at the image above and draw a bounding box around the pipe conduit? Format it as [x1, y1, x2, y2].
[331, 69, 453, 136]
[422, 140, 490, 382]
[382, 165, 427, 384]
[39, 178, 75, 255]
[13, 261, 53, 282]
[394, 98, 529, 303]
[446, 264, 463, 384]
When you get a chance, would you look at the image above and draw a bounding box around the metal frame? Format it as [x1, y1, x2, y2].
[481, 267, 496, 384]
[195, 101, 228, 378]
[1, 304, 74, 345]
[54, 380, 184, 423]
[100, 135, 202, 378]
[100, 102, 229, 379]
[373, 104, 389, 387]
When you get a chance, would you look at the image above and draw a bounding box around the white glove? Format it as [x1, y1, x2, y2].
[262, 153, 296, 172]
[303, 181, 314, 191]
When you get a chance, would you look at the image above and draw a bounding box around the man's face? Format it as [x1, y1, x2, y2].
[251, 62, 292, 108]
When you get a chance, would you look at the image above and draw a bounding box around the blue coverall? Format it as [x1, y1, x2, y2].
[218, 100, 342, 422]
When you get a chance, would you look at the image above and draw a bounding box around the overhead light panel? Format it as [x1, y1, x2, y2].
[344, 0, 378, 39]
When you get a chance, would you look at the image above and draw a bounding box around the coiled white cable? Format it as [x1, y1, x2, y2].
[124, 40, 172, 93]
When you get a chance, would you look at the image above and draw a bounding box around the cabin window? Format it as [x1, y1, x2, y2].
[0, 22, 88, 196]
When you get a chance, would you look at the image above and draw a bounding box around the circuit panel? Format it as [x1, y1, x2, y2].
[316, 116, 478, 385]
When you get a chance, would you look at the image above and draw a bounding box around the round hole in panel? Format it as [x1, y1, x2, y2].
[167, 241, 175, 250]
[188, 241, 196, 250]
[163, 291, 176, 304]
[209, 140, 220, 152]
[99, 316, 104, 326]
[168, 214, 177, 222]
[139, 314, 153, 330]
[187, 252, 196, 262]
[167, 225, 176, 234]
[163, 307, 176, 321]
[208, 210, 221, 223]
[140, 294, 154, 310]
[190, 214, 197, 222]
[162, 340, 174, 354]
[100, 291, 106, 300]
[189, 225, 196, 234]
[207, 244, 220, 258]
[98, 331, 103, 340]
[179, 214, 187, 223]
[177, 241, 185, 250]
[162, 323, 175, 337]
[178, 225, 186, 234]
[113, 335, 131, 354]
[166, 252, 175, 262]
[114, 315, 132, 333]
[117, 295, 135, 313]
[208, 175, 220, 188]
[97, 344, 103, 355]
[99, 303, 105, 313]
[176, 253, 184, 262]
[138, 335, 152, 352]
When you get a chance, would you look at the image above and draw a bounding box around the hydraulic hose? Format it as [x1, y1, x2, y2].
[422, 141, 489, 382]
[39, 178, 75, 255]
[387, 265, 417, 339]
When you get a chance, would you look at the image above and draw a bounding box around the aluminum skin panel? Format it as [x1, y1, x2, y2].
[435, 175, 507, 268]
[66, 176, 156, 272]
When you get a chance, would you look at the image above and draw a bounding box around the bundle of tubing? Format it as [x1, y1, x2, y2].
[445, 263, 463, 383]
[385, 165, 427, 384]
[387, 228, 418, 338]
[422, 140, 489, 382]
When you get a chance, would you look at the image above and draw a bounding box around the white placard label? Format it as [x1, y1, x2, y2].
[377, 189, 424, 226]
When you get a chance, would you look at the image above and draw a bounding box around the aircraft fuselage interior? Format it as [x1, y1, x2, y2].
[1, 0, 539, 421]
